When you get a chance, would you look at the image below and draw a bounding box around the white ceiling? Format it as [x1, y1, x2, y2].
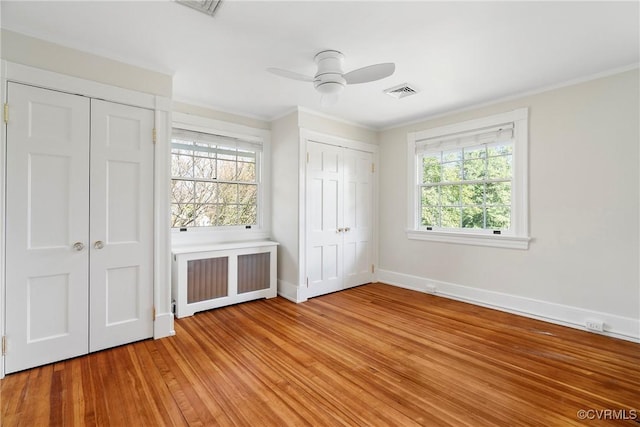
[1, 1, 638, 129]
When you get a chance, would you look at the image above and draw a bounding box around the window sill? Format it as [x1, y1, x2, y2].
[406, 229, 530, 249]
[171, 227, 271, 247]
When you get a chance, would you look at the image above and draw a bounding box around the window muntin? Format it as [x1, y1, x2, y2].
[171, 130, 260, 228]
[407, 108, 531, 249]
[407, 108, 529, 248]
[419, 141, 513, 231]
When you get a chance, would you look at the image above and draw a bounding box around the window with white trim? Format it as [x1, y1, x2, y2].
[407, 108, 530, 249]
[171, 128, 262, 229]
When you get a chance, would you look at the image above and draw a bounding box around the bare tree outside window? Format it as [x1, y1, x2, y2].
[171, 134, 259, 228]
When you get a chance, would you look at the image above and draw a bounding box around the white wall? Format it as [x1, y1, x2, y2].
[173, 100, 270, 130]
[298, 108, 378, 144]
[378, 69, 639, 341]
[271, 111, 301, 299]
[1, 30, 172, 97]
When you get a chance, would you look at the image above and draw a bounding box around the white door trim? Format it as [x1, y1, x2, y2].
[298, 128, 378, 301]
[0, 61, 173, 379]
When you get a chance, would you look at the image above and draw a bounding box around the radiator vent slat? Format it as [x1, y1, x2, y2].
[238, 253, 270, 294]
[187, 257, 228, 303]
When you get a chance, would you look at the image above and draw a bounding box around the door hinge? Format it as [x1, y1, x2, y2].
[307, 152, 310, 163]
[1, 336, 6, 356]
[3, 104, 8, 123]
[152, 127, 157, 144]
[371, 264, 375, 273]
[371, 163, 375, 173]
[152, 306, 156, 321]
[306, 277, 309, 287]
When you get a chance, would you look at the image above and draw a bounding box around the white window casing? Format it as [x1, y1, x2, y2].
[407, 108, 530, 249]
[171, 112, 271, 242]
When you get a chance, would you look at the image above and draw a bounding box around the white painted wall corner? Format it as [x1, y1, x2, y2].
[278, 280, 308, 303]
[154, 312, 176, 339]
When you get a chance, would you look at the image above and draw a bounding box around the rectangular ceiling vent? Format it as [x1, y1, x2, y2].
[176, 0, 223, 17]
[384, 83, 418, 99]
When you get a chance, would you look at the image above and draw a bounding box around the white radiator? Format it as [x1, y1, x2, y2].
[172, 241, 278, 318]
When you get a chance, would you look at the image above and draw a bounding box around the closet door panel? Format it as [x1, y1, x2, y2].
[306, 141, 343, 297]
[342, 149, 373, 288]
[89, 99, 154, 352]
[5, 83, 90, 373]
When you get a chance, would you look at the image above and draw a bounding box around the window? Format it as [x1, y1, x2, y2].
[407, 108, 530, 249]
[171, 128, 262, 229]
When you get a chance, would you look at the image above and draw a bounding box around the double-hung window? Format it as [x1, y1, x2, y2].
[407, 108, 530, 249]
[171, 128, 262, 229]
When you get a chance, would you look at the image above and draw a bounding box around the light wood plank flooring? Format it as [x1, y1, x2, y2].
[1, 283, 639, 426]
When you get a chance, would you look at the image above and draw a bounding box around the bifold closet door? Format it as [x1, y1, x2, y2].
[306, 141, 344, 298]
[89, 99, 154, 352]
[5, 83, 91, 373]
[342, 148, 373, 288]
[4, 84, 155, 373]
[306, 141, 373, 299]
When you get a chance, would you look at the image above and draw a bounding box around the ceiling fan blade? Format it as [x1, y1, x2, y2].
[344, 63, 395, 85]
[267, 67, 314, 82]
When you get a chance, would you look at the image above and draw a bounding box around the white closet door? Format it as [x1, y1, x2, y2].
[306, 141, 344, 298]
[5, 83, 90, 373]
[306, 141, 374, 299]
[342, 149, 373, 288]
[89, 99, 154, 352]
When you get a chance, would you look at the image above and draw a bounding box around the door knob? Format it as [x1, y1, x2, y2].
[344, 227, 351, 232]
[94, 241, 104, 250]
[73, 242, 84, 251]
[337, 228, 344, 233]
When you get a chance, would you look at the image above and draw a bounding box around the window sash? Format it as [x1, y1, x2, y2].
[407, 108, 529, 248]
[416, 139, 514, 232]
[170, 128, 261, 229]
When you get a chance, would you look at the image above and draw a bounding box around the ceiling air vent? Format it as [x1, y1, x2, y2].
[176, 0, 223, 17]
[384, 83, 418, 99]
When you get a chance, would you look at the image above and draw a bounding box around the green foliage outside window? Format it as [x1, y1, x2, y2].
[420, 143, 512, 230]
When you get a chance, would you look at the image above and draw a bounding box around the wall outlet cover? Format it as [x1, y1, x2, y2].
[585, 319, 604, 332]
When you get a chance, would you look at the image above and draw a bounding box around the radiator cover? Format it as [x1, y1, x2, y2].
[172, 241, 278, 318]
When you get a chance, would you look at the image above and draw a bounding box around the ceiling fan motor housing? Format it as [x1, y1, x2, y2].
[314, 50, 346, 94]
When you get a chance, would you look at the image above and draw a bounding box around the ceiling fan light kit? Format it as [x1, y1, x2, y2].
[313, 50, 347, 97]
[268, 49, 395, 105]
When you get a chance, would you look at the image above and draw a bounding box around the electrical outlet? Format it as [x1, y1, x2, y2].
[425, 284, 437, 294]
[585, 319, 604, 332]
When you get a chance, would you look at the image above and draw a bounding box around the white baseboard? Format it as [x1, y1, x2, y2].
[154, 312, 175, 339]
[377, 269, 640, 343]
[277, 279, 307, 303]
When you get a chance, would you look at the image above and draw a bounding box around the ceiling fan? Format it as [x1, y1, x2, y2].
[268, 50, 395, 105]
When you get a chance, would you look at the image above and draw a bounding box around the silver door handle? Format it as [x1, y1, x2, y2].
[337, 228, 345, 233]
[94, 241, 104, 250]
[73, 242, 84, 251]
[344, 227, 351, 232]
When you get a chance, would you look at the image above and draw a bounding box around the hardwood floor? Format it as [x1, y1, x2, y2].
[1, 283, 638, 426]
